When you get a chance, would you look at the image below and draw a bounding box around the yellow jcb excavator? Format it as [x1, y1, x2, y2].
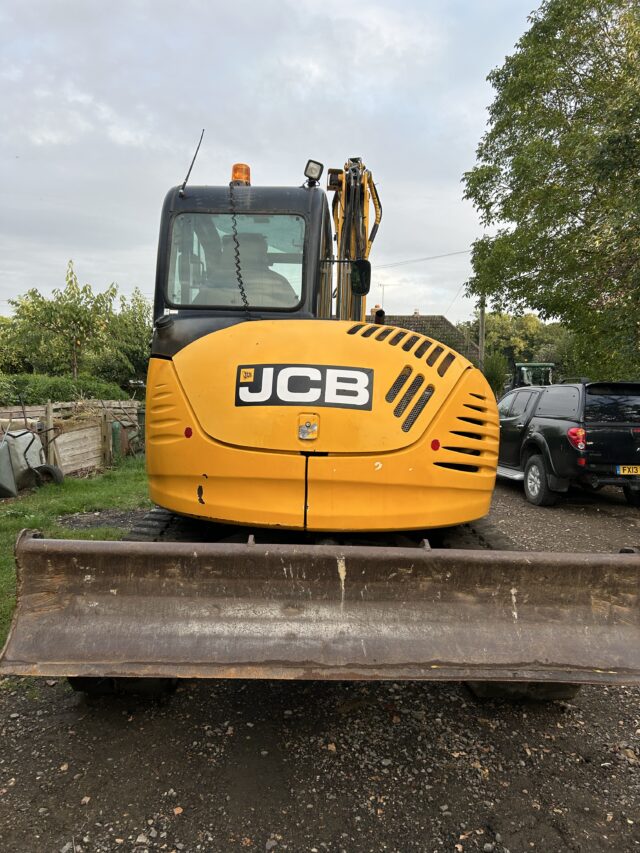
[1, 158, 638, 697]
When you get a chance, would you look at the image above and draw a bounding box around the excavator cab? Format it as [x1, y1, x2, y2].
[152, 158, 374, 326]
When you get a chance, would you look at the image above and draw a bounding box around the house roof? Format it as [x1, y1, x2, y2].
[381, 314, 480, 363]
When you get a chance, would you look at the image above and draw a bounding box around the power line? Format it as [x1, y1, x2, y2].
[377, 249, 471, 270]
[443, 282, 468, 316]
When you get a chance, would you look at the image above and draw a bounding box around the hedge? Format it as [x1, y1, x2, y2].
[0, 373, 129, 406]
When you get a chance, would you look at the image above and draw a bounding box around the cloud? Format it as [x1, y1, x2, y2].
[0, 0, 533, 322]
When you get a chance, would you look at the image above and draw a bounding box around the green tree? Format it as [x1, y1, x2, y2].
[482, 349, 510, 397]
[0, 316, 31, 373]
[463, 0, 640, 380]
[2, 263, 151, 386]
[458, 311, 584, 379]
[87, 288, 152, 386]
[8, 261, 117, 378]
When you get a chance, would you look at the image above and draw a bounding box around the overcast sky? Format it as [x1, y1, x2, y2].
[0, 0, 534, 322]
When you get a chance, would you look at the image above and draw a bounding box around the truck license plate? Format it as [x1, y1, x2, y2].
[616, 465, 640, 475]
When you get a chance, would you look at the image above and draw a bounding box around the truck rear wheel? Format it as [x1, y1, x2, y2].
[623, 485, 640, 507]
[523, 454, 558, 506]
[466, 681, 581, 701]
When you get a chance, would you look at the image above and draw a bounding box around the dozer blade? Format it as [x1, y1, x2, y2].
[1, 531, 639, 684]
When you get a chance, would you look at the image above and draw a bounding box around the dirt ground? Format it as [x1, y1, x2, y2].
[1, 482, 639, 853]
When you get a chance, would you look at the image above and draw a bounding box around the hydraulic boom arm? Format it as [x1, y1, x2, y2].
[328, 158, 382, 321]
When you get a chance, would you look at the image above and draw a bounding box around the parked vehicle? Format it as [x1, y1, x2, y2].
[497, 382, 640, 506]
[503, 361, 555, 394]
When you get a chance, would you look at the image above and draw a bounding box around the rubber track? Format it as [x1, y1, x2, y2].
[122, 507, 175, 542]
[124, 507, 519, 552]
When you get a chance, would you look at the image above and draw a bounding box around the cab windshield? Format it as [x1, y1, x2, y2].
[516, 365, 553, 386]
[167, 212, 305, 309]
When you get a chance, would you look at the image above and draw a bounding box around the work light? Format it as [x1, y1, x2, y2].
[304, 159, 324, 184]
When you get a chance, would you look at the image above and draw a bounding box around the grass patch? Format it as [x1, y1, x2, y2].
[0, 456, 151, 645]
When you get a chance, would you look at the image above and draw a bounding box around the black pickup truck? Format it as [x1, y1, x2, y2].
[497, 382, 640, 506]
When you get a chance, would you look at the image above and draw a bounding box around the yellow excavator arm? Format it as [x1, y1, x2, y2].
[328, 158, 382, 321]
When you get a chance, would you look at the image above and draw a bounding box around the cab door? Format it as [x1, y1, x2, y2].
[499, 390, 536, 467]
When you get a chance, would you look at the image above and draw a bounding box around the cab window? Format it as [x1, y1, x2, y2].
[510, 391, 533, 418]
[584, 384, 640, 423]
[167, 213, 305, 310]
[498, 393, 516, 417]
[535, 386, 580, 418]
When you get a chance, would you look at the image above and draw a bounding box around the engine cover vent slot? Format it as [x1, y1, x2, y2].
[457, 415, 486, 427]
[426, 345, 444, 366]
[435, 390, 499, 473]
[388, 331, 407, 346]
[344, 325, 455, 379]
[394, 375, 424, 418]
[451, 429, 483, 440]
[386, 366, 412, 403]
[437, 353, 456, 376]
[442, 445, 481, 457]
[414, 340, 432, 359]
[434, 462, 480, 473]
[402, 334, 420, 352]
[375, 327, 394, 341]
[343, 325, 461, 430]
[402, 385, 434, 432]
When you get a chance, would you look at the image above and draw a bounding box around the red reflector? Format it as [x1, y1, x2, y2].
[184, 427, 193, 438]
[431, 439, 440, 451]
[577, 457, 586, 467]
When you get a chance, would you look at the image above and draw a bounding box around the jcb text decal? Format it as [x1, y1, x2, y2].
[235, 364, 373, 410]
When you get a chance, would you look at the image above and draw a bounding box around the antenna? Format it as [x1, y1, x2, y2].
[178, 129, 205, 198]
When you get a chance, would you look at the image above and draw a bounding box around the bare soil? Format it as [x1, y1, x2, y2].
[1, 483, 639, 853]
[489, 482, 640, 553]
[58, 509, 149, 531]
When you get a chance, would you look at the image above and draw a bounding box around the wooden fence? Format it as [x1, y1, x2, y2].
[0, 400, 142, 476]
[0, 400, 139, 423]
[54, 425, 104, 475]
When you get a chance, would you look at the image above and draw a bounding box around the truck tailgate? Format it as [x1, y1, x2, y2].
[586, 423, 640, 468]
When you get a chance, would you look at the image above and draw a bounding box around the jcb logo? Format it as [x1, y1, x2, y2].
[235, 364, 373, 410]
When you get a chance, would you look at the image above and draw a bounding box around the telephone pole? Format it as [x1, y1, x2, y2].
[478, 296, 486, 371]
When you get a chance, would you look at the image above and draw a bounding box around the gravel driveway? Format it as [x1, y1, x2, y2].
[1, 483, 638, 852]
